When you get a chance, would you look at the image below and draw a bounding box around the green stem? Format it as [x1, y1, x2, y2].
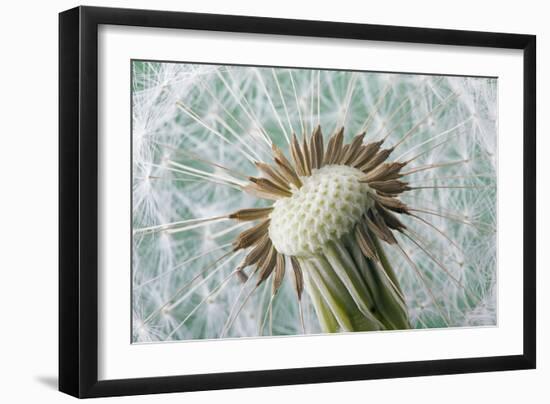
[372, 236, 405, 300]
[301, 262, 340, 333]
[299, 236, 411, 333]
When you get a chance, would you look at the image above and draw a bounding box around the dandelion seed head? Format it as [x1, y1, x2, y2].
[269, 165, 372, 257]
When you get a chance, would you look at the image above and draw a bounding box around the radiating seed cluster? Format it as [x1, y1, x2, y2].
[269, 165, 371, 257]
[227, 124, 416, 320]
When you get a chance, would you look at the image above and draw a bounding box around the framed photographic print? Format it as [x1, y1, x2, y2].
[59, 6, 536, 398]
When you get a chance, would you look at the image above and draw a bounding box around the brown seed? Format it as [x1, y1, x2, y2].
[255, 161, 291, 191]
[324, 132, 336, 165]
[236, 269, 249, 283]
[342, 132, 366, 165]
[368, 180, 411, 195]
[310, 125, 324, 169]
[324, 127, 344, 164]
[361, 161, 407, 182]
[233, 219, 270, 250]
[256, 247, 278, 286]
[229, 207, 274, 221]
[290, 256, 304, 299]
[361, 147, 394, 173]
[338, 144, 350, 164]
[249, 177, 293, 198]
[273, 253, 286, 293]
[376, 203, 407, 231]
[272, 144, 295, 173]
[365, 211, 396, 244]
[370, 192, 410, 214]
[241, 234, 271, 268]
[274, 158, 302, 188]
[272, 143, 302, 188]
[290, 133, 307, 176]
[330, 127, 345, 164]
[352, 140, 384, 168]
[301, 134, 312, 175]
[355, 222, 377, 260]
[243, 183, 281, 200]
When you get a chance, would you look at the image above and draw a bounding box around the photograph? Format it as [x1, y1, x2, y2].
[0, 1, 543, 402]
[131, 61, 497, 342]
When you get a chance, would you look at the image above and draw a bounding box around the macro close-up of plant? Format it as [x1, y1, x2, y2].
[131, 61, 497, 342]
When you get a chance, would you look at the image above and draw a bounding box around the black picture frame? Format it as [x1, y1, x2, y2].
[59, 5, 536, 398]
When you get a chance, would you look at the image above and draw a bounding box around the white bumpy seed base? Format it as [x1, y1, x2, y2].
[269, 165, 372, 257]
